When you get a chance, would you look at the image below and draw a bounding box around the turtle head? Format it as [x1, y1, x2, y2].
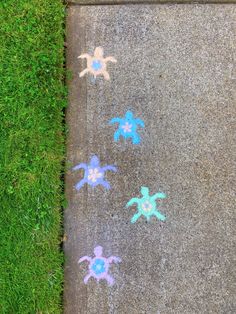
[94, 47, 104, 58]
[125, 111, 133, 120]
[141, 186, 149, 197]
[90, 155, 100, 166]
[94, 246, 103, 257]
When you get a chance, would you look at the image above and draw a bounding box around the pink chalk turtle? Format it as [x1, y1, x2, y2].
[78, 246, 121, 286]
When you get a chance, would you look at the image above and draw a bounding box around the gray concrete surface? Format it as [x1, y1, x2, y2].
[65, 4, 236, 314]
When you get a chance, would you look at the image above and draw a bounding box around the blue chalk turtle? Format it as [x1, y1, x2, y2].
[72, 155, 117, 191]
[109, 110, 145, 144]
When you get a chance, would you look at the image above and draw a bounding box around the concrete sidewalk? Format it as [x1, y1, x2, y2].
[64, 4, 236, 314]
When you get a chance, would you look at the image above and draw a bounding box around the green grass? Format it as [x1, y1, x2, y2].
[0, 0, 66, 313]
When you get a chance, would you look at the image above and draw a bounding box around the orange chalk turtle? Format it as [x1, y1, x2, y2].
[78, 47, 117, 80]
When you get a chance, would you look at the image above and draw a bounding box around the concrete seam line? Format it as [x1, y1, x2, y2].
[67, 0, 236, 5]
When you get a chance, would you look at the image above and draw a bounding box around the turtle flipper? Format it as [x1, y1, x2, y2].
[126, 197, 139, 208]
[131, 212, 142, 223]
[106, 274, 115, 286]
[132, 132, 140, 144]
[114, 129, 121, 142]
[102, 165, 117, 172]
[154, 210, 166, 222]
[75, 179, 87, 191]
[72, 163, 87, 171]
[84, 273, 92, 284]
[100, 179, 111, 190]
[136, 118, 145, 128]
[78, 256, 92, 263]
[109, 117, 122, 125]
[152, 192, 166, 200]
[108, 256, 121, 264]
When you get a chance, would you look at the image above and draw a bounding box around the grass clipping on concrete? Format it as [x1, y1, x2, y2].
[0, 1, 66, 313]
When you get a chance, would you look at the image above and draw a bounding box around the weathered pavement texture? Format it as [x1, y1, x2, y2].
[65, 4, 236, 314]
